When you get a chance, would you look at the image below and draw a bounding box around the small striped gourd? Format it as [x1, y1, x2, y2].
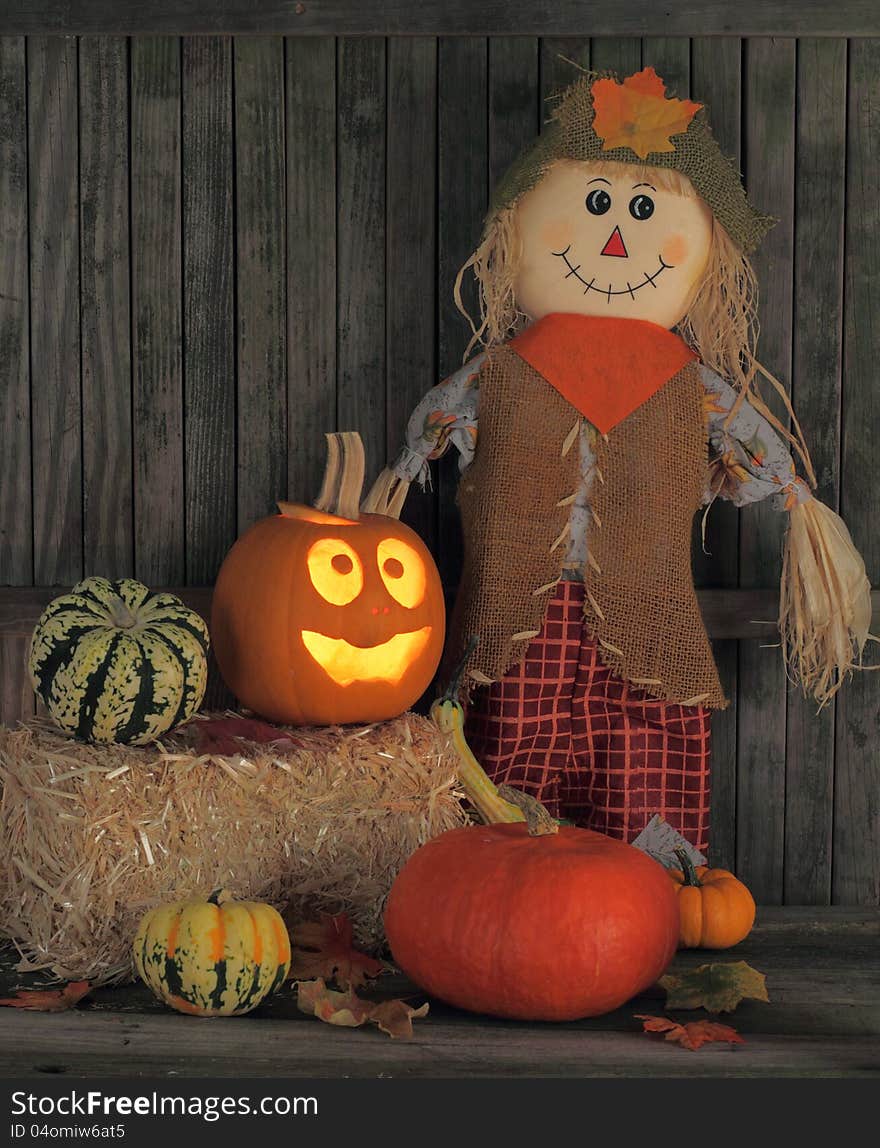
[133, 890, 292, 1017]
[29, 577, 209, 746]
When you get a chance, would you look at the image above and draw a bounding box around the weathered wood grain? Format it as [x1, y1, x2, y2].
[336, 37, 386, 491]
[540, 37, 589, 103]
[286, 36, 337, 505]
[0, 635, 33, 723]
[436, 37, 488, 594]
[234, 37, 287, 531]
[0, 37, 31, 585]
[488, 37, 539, 191]
[28, 36, 82, 585]
[0, 909, 876, 1078]
[736, 37, 796, 905]
[1, 1009, 875, 1078]
[3, 2, 880, 38]
[182, 37, 235, 582]
[386, 37, 437, 546]
[640, 38, 690, 95]
[836, 38, 880, 907]
[785, 38, 847, 905]
[588, 37, 641, 76]
[131, 38, 185, 585]
[690, 37, 743, 874]
[79, 36, 133, 580]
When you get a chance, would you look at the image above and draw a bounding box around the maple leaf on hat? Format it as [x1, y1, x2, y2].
[591, 66, 702, 159]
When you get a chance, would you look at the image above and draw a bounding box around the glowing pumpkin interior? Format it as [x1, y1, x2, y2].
[211, 433, 446, 725]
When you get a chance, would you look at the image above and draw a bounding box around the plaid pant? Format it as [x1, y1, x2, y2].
[465, 580, 711, 851]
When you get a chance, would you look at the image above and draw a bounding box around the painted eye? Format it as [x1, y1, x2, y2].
[307, 538, 364, 605]
[585, 189, 612, 215]
[378, 538, 426, 608]
[629, 194, 655, 221]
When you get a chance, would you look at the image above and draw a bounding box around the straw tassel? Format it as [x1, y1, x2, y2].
[561, 420, 581, 458]
[780, 498, 875, 706]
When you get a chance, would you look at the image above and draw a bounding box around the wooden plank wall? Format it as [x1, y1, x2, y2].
[0, 35, 877, 905]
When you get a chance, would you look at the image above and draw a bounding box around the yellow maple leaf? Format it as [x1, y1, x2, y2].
[591, 67, 702, 160]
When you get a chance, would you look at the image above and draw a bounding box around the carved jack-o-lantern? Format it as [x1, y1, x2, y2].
[211, 433, 445, 726]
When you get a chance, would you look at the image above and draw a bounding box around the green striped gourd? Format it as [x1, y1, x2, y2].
[133, 890, 292, 1017]
[29, 577, 209, 746]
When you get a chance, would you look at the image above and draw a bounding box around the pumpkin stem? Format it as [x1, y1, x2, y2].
[497, 785, 559, 837]
[207, 888, 232, 906]
[674, 847, 702, 887]
[313, 432, 365, 520]
[108, 596, 137, 629]
[361, 467, 410, 519]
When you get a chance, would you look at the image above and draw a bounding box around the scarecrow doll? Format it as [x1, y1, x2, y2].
[367, 67, 872, 852]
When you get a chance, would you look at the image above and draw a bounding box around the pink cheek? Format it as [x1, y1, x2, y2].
[661, 234, 689, 265]
[539, 219, 574, 252]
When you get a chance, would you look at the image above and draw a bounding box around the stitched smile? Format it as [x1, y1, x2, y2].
[552, 245, 673, 302]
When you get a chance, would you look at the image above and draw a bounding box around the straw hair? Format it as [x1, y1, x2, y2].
[0, 714, 467, 984]
[780, 500, 875, 706]
[454, 205, 526, 360]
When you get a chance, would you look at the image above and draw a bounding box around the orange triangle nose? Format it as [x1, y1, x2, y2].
[601, 226, 628, 258]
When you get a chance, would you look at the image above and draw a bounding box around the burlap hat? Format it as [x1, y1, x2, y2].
[490, 67, 774, 254]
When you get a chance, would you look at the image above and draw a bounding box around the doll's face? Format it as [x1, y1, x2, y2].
[513, 160, 714, 329]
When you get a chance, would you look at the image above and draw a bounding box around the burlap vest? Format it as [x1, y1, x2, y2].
[447, 345, 727, 709]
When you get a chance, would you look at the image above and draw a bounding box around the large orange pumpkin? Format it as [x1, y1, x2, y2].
[384, 822, 679, 1021]
[211, 433, 445, 725]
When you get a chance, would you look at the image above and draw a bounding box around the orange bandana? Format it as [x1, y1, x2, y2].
[509, 313, 697, 434]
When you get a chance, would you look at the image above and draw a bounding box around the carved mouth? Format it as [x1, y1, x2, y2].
[301, 627, 433, 687]
[553, 245, 673, 303]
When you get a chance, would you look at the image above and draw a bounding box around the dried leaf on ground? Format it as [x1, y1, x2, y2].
[636, 1014, 745, 1051]
[296, 979, 375, 1028]
[659, 961, 769, 1013]
[296, 978, 428, 1039]
[289, 912, 387, 988]
[0, 981, 91, 1012]
[183, 716, 303, 757]
[372, 998, 431, 1039]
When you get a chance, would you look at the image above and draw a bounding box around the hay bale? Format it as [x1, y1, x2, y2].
[0, 714, 468, 985]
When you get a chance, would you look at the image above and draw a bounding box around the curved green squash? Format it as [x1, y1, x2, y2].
[29, 576, 209, 746]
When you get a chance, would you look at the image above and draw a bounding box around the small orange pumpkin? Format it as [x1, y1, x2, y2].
[669, 848, 756, 949]
[211, 433, 445, 725]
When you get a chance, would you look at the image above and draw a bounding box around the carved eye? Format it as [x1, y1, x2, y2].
[378, 538, 426, 608]
[307, 538, 364, 605]
[629, 194, 655, 221]
[586, 188, 612, 215]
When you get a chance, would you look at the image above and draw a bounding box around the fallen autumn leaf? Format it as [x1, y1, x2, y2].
[288, 912, 387, 988]
[296, 977, 428, 1039]
[636, 1014, 745, 1051]
[0, 981, 91, 1012]
[658, 961, 769, 1013]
